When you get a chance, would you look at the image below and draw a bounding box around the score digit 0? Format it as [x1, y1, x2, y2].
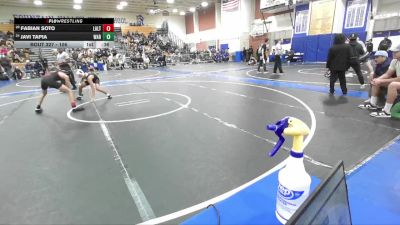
[102, 32, 115, 41]
[102, 24, 114, 32]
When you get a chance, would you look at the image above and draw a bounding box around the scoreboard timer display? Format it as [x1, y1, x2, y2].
[14, 18, 115, 48]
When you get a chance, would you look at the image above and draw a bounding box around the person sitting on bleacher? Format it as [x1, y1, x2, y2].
[0, 64, 7, 80]
[6, 31, 13, 39]
[34, 61, 45, 77]
[359, 44, 400, 118]
[12, 66, 24, 80]
[41, 58, 49, 74]
[24, 60, 35, 78]
[286, 49, 295, 64]
[0, 55, 12, 78]
[10, 49, 23, 63]
[222, 50, 229, 62]
[0, 44, 8, 57]
[142, 53, 150, 69]
[359, 51, 390, 104]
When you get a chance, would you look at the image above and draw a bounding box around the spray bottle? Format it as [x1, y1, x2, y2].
[266, 117, 311, 224]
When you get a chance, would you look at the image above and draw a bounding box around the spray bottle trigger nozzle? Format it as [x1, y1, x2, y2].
[266, 117, 290, 157]
[267, 124, 277, 131]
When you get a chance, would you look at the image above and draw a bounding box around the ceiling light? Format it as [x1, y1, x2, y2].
[120, 1, 128, 6]
[189, 7, 195, 12]
[179, 11, 186, 16]
[116, 4, 123, 10]
[73, 4, 82, 9]
[172, 8, 178, 13]
[74, 0, 82, 3]
[33, 0, 42, 6]
[167, 0, 174, 3]
[149, 9, 155, 14]
[201, 2, 208, 7]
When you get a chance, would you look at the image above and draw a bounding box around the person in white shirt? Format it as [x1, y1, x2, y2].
[273, 40, 284, 74]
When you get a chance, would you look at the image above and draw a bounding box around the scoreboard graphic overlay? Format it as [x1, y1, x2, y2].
[14, 18, 115, 48]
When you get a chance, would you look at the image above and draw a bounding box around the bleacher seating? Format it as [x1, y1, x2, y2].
[0, 24, 13, 33]
[121, 26, 156, 36]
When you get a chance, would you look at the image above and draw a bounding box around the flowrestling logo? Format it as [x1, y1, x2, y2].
[278, 184, 304, 200]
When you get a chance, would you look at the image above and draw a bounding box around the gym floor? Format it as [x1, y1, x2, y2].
[0, 62, 399, 224]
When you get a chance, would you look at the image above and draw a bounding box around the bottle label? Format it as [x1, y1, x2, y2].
[276, 182, 308, 221]
[278, 183, 304, 200]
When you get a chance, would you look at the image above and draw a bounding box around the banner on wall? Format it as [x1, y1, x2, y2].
[344, 0, 368, 29]
[294, 9, 309, 34]
[221, 0, 241, 39]
[222, 0, 240, 12]
[308, 0, 336, 35]
[260, 0, 287, 10]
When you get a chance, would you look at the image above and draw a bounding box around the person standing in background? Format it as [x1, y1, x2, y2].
[326, 34, 352, 95]
[364, 38, 374, 76]
[357, 37, 373, 76]
[366, 39, 373, 53]
[247, 46, 253, 62]
[257, 38, 269, 74]
[348, 33, 366, 89]
[378, 36, 392, 51]
[242, 47, 247, 62]
[273, 40, 284, 74]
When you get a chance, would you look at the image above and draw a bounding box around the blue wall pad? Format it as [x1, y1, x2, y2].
[317, 34, 334, 62]
[304, 36, 319, 62]
[347, 138, 400, 224]
[291, 36, 307, 54]
[182, 171, 319, 225]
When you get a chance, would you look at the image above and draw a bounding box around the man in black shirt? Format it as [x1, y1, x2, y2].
[378, 36, 392, 51]
[257, 38, 269, 73]
[326, 34, 352, 95]
[348, 33, 366, 89]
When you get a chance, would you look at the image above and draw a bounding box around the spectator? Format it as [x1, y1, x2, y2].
[348, 33, 366, 89]
[247, 46, 253, 62]
[378, 36, 392, 51]
[366, 39, 373, 53]
[360, 50, 391, 103]
[6, 31, 13, 38]
[242, 47, 247, 62]
[363, 38, 374, 75]
[257, 38, 269, 73]
[0, 64, 9, 80]
[24, 60, 35, 77]
[0, 44, 8, 57]
[286, 49, 295, 64]
[12, 66, 24, 80]
[34, 61, 45, 76]
[360, 44, 400, 118]
[273, 40, 284, 74]
[0, 55, 12, 78]
[326, 33, 352, 95]
[41, 58, 49, 74]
